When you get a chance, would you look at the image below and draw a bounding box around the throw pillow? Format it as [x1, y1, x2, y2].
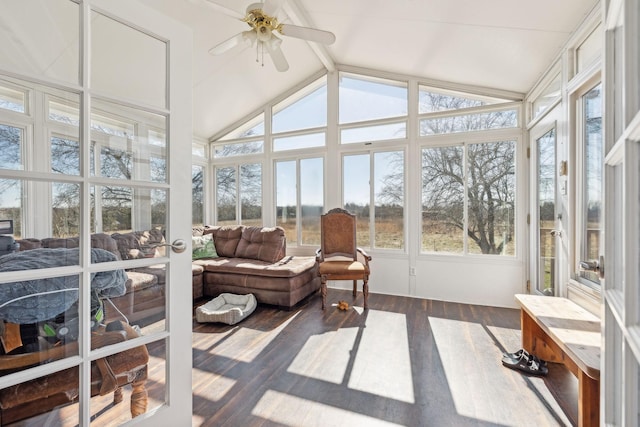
[192, 233, 218, 260]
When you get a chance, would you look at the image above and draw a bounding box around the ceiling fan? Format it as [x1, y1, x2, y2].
[204, 0, 335, 72]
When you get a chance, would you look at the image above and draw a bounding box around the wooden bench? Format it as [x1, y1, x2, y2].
[515, 294, 601, 427]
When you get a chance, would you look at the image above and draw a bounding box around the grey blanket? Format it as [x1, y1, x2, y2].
[0, 248, 127, 324]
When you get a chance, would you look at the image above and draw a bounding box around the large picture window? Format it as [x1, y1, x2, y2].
[216, 163, 262, 226]
[421, 140, 516, 256]
[343, 151, 405, 250]
[276, 157, 323, 246]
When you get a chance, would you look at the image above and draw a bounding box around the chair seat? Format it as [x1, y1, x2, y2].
[319, 261, 367, 276]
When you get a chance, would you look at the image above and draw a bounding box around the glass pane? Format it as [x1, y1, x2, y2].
[103, 263, 167, 332]
[419, 109, 518, 135]
[576, 24, 602, 74]
[273, 77, 327, 133]
[52, 182, 81, 237]
[421, 146, 464, 253]
[579, 84, 602, 285]
[273, 132, 325, 151]
[218, 114, 265, 141]
[1, 0, 79, 84]
[192, 165, 204, 227]
[0, 179, 22, 238]
[51, 135, 80, 175]
[0, 124, 23, 170]
[532, 72, 561, 119]
[537, 129, 556, 295]
[0, 82, 27, 113]
[92, 185, 133, 233]
[374, 151, 404, 249]
[343, 154, 370, 247]
[300, 158, 323, 245]
[49, 98, 80, 126]
[418, 87, 507, 113]
[0, 273, 80, 370]
[214, 140, 263, 158]
[91, 100, 167, 183]
[276, 161, 297, 244]
[91, 11, 166, 108]
[0, 367, 80, 425]
[339, 73, 407, 124]
[192, 143, 206, 160]
[240, 163, 262, 226]
[89, 337, 165, 425]
[341, 122, 406, 144]
[216, 167, 237, 225]
[467, 141, 516, 256]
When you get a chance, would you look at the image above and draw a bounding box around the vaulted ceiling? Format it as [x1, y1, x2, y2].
[141, 0, 599, 140]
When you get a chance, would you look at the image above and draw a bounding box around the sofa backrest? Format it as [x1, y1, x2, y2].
[211, 226, 243, 257]
[16, 233, 122, 260]
[235, 226, 286, 263]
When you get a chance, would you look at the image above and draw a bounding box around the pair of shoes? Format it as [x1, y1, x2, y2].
[502, 348, 547, 367]
[502, 349, 548, 376]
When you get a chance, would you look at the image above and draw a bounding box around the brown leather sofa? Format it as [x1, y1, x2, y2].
[193, 225, 320, 308]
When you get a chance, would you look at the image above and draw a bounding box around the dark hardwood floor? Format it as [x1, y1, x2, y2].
[191, 290, 577, 427]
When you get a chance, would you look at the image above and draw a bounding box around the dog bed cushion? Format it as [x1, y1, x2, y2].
[196, 293, 257, 325]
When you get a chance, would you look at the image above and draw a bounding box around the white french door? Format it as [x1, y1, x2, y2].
[0, 1, 192, 425]
[602, 0, 640, 424]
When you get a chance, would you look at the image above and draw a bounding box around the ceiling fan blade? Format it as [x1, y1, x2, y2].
[202, 0, 245, 20]
[262, 0, 284, 17]
[209, 32, 246, 55]
[265, 36, 289, 72]
[278, 24, 336, 45]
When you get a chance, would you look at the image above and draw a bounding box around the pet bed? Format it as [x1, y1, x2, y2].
[196, 293, 257, 325]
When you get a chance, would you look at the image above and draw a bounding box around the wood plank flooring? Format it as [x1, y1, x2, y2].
[191, 290, 578, 427]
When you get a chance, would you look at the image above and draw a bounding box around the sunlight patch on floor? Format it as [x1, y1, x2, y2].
[429, 316, 571, 425]
[287, 327, 359, 384]
[192, 368, 237, 402]
[209, 311, 300, 363]
[348, 310, 415, 404]
[252, 389, 407, 427]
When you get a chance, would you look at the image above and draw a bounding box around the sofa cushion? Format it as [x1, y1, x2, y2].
[235, 226, 286, 263]
[212, 226, 243, 257]
[192, 233, 217, 260]
[197, 255, 316, 278]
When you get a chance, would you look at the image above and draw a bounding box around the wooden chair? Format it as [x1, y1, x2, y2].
[316, 208, 372, 310]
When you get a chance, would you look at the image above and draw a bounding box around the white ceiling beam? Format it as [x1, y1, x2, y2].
[282, 0, 336, 72]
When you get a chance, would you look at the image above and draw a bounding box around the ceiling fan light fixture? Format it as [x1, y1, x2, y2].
[256, 24, 272, 42]
[242, 30, 257, 46]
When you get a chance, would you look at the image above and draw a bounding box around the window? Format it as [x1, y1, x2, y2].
[276, 157, 323, 246]
[418, 86, 517, 136]
[192, 165, 205, 227]
[0, 82, 27, 113]
[216, 163, 262, 226]
[419, 107, 518, 135]
[273, 76, 327, 133]
[531, 69, 561, 121]
[421, 141, 516, 256]
[218, 113, 264, 141]
[343, 151, 404, 250]
[0, 124, 23, 170]
[339, 74, 407, 123]
[575, 83, 602, 286]
[339, 73, 407, 145]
